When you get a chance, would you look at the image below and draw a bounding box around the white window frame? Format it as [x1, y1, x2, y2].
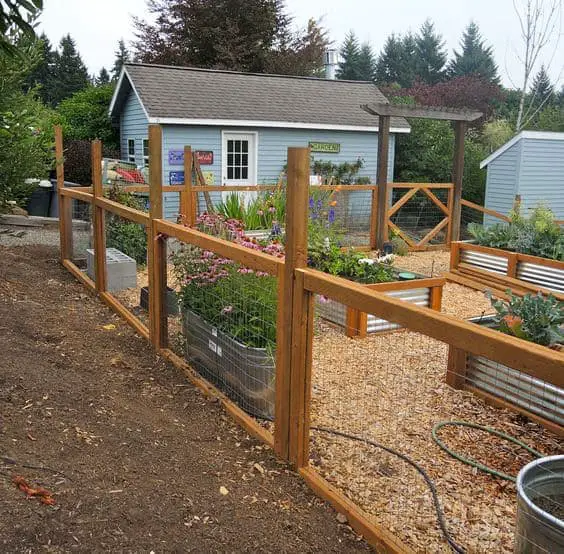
[142, 139, 149, 166]
[127, 139, 135, 163]
[221, 130, 258, 185]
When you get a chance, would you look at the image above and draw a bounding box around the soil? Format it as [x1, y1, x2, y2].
[0, 245, 370, 553]
[534, 494, 564, 521]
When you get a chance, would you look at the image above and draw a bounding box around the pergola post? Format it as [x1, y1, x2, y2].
[373, 115, 390, 251]
[450, 121, 466, 243]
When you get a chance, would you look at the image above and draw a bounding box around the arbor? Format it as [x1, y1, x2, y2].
[0, 0, 42, 54]
[510, 0, 562, 130]
[57, 84, 119, 150]
[111, 38, 130, 80]
[357, 42, 376, 81]
[51, 34, 89, 105]
[448, 21, 499, 83]
[134, 0, 325, 75]
[374, 34, 404, 85]
[336, 31, 361, 80]
[414, 19, 447, 84]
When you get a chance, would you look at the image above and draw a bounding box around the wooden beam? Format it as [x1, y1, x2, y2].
[449, 121, 466, 243]
[94, 197, 149, 225]
[446, 346, 467, 389]
[374, 115, 391, 250]
[460, 199, 511, 223]
[388, 187, 418, 217]
[55, 125, 72, 261]
[100, 291, 150, 340]
[361, 102, 482, 122]
[181, 146, 195, 225]
[421, 187, 449, 215]
[417, 217, 449, 247]
[59, 187, 93, 202]
[387, 220, 416, 247]
[63, 259, 95, 290]
[91, 140, 107, 293]
[388, 183, 454, 189]
[281, 146, 310, 463]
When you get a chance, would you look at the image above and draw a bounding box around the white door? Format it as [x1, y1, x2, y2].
[222, 132, 257, 204]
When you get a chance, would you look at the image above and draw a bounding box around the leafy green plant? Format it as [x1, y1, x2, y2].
[215, 189, 285, 230]
[391, 235, 409, 256]
[486, 290, 564, 347]
[310, 157, 367, 184]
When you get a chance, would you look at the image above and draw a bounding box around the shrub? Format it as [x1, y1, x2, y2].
[391, 235, 409, 256]
[486, 290, 564, 347]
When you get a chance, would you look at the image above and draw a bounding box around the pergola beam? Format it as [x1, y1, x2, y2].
[361, 103, 483, 122]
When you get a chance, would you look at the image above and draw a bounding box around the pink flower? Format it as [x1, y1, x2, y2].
[221, 305, 233, 314]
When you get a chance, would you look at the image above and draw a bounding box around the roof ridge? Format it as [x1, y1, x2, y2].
[124, 62, 377, 85]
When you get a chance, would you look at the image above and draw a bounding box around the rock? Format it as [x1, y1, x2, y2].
[336, 513, 348, 524]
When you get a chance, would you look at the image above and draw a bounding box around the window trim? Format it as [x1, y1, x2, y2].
[127, 138, 135, 163]
[221, 130, 258, 185]
[142, 138, 149, 166]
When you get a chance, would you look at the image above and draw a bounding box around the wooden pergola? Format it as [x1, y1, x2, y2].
[361, 103, 483, 250]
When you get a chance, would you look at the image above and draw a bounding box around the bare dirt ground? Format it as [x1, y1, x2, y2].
[0, 245, 370, 554]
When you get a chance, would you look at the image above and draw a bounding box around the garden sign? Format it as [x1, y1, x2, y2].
[309, 142, 340, 154]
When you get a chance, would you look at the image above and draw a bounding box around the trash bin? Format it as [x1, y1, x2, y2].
[25, 179, 53, 216]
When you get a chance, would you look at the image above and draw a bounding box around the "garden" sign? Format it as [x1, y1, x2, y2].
[309, 142, 340, 153]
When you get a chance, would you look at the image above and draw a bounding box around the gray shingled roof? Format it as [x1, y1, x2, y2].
[112, 63, 409, 131]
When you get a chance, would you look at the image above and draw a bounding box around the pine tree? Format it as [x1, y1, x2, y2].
[356, 42, 376, 81]
[336, 31, 361, 80]
[25, 32, 58, 106]
[415, 19, 447, 84]
[375, 34, 404, 85]
[531, 65, 554, 106]
[398, 32, 417, 88]
[51, 34, 89, 105]
[448, 21, 499, 83]
[111, 39, 130, 80]
[96, 67, 111, 85]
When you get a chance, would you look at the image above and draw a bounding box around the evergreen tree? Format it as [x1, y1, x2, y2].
[531, 64, 554, 105]
[336, 31, 361, 80]
[111, 39, 130, 80]
[25, 32, 58, 105]
[414, 19, 447, 84]
[398, 32, 417, 88]
[448, 21, 499, 83]
[96, 67, 110, 85]
[375, 34, 404, 85]
[356, 42, 376, 81]
[51, 34, 89, 105]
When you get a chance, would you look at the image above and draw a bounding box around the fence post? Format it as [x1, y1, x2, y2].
[446, 345, 467, 389]
[181, 146, 195, 225]
[55, 125, 72, 261]
[279, 147, 312, 466]
[91, 140, 107, 292]
[449, 121, 466, 243]
[148, 124, 168, 349]
[373, 115, 391, 251]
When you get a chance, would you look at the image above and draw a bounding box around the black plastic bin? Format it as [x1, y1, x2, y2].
[25, 181, 53, 216]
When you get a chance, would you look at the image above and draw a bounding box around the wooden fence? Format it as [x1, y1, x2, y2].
[56, 125, 564, 553]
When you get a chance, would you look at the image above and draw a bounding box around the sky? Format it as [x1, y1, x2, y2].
[37, 0, 563, 89]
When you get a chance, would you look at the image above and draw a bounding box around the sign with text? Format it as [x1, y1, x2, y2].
[168, 149, 215, 166]
[168, 150, 184, 166]
[169, 171, 184, 185]
[195, 150, 214, 165]
[309, 142, 341, 154]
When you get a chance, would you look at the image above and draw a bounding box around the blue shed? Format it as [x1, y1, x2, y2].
[480, 130, 564, 222]
[109, 63, 409, 220]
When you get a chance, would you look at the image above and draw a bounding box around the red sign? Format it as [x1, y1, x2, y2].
[195, 150, 214, 165]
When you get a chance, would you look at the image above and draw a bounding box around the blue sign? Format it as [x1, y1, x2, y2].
[168, 149, 184, 165]
[169, 171, 184, 185]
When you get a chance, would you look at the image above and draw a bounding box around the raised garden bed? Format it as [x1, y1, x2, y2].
[182, 308, 274, 418]
[447, 315, 564, 433]
[316, 273, 444, 338]
[451, 241, 564, 298]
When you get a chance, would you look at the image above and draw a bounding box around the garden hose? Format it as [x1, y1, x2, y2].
[431, 420, 544, 483]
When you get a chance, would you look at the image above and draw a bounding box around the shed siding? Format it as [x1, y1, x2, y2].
[119, 91, 148, 163]
[160, 125, 395, 220]
[484, 141, 521, 225]
[517, 138, 564, 219]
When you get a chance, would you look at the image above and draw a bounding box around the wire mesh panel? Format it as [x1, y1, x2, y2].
[460, 203, 485, 240]
[307, 297, 563, 553]
[390, 187, 450, 247]
[71, 200, 92, 266]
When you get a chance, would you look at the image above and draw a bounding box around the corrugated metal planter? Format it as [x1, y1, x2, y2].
[454, 242, 564, 296]
[182, 308, 275, 418]
[515, 455, 564, 553]
[449, 316, 564, 429]
[316, 273, 444, 337]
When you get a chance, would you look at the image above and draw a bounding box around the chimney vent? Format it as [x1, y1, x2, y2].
[324, 49, 338, 80]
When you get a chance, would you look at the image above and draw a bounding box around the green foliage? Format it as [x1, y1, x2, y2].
[531, 65, 554, 107]
[50, 34, 89, 105]
[57, 84, 119, 149]
[532, 105, 564, 132]
[357, 42, 376, 81]
[111, 39, 130, 80]
[447, 21, 499, 84]
[482, 119, 514, 151]
[96, 67, 110, 86]
[105, 185, 148, 264]
[487, 290, 564, 347]
[25, 32, 57, 105]
[0, 0, 42, 55]
[391, 235, 409, 256]
[215, 189, 285, 231]
[336, 31, 361, 80]
[311, 157, 367, 184]
[414, 19, 447, 84]
[468, 205, 564, 261]
[374, 34, 404, 86]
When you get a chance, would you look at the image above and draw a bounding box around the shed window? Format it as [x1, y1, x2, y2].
[143, 139, 149, 166]
[127, 139, 135, 163]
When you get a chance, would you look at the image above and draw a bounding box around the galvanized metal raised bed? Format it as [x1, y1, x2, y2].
[182, 308, 275, 418]
[455, 316, 564, 428]
[316, 273, 444, 337]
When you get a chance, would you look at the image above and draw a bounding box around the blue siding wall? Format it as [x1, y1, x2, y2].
[160, 124, 396, 220]
[119, 91, 148, 163]
[518, 138, 564, 219]
[484, 141, 521, 225]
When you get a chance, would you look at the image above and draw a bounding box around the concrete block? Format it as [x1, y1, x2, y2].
[86, 247, 137, 292]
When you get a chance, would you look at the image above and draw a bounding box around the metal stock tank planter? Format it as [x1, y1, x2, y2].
[182, 308, 275, 418]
